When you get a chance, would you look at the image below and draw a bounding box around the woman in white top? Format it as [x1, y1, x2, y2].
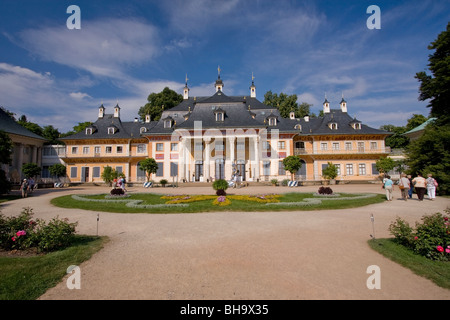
[426, 173, 437, 200]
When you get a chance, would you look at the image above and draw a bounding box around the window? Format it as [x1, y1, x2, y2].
[108, 127, 115, 135]
[156, 162, 164, 176]
[171, 143, 178, 152]
[295, 141, 305, 149]
[156, 143, 164, 151]
[71, 147, 78, 154]
[329, 123, 338, 130]
[263, 161, 271, 175]
[105, 146, 112, 154]
[140, 127, 147, 134]
[359, 163, 366, 175]
[93, 167, 100, 178]
[116, 166, 122, 174]
[94, 146, 101, 154]
[215, 112, 224, 122]
[294, 124, 302, 130]
[354, 123, 361, 130]
[164, 120, 172, 128]
[278, 141, 286, 150]
[278, 160, 286, 175]
[345, 142, 352, 151]
[170, 162, 178, 177]
[116, 146, 123, 153]
[370, 142, 377, 150]
[83, 147, 89, 154]
[332, 142, 340, 150]
[372, 163, 379, 175]
[346, 164, 353, 175]
[321, 143, 328, 151]
[137, 144, 146, 153]
[335, 164, 341, 176]
[262, 141, 271, 150]
[86, 128, 93, 135]
[70, 167, 77, 178]
[358, 142, 365, 152]
[268, 117, 276, 126]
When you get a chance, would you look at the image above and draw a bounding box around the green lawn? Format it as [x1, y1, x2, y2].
[368, 238, 450, 289]
[50, 192, 385, 214]
[0, 235, 108, 300]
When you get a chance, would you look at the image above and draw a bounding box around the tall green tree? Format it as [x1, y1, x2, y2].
[263, 91, 311, 118]
[0, 130, 13, 194]
[17, 115, 44, 137]
[138, 87, 183, 122]
[21, 163, 41, 178]
[282, 155, 302, 180]
[42, 125, 64, 145]
[380, 125, 409, 149]
[415, 22, 450, 125]
[139, 158, 158, 182]
[409, 23, 450, 194]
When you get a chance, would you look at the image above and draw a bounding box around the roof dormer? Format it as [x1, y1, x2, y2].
[266, 112, 278, 126]
[108, 125, 118, 135]
[163, 116, 174, 128]
[214, 107, 225, 122]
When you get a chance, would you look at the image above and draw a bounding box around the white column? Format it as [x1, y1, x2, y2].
[254, 136, 260, 180]
[229, 136, 235, 176]
[179, 138, 186, 181]
[204, 138, 211, 181]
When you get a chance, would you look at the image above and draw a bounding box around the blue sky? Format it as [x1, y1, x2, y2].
[0, 0, 449, 133]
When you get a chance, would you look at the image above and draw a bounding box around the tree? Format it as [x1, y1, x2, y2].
[322, 162, 338, 180]
[138, 87, 183, 122]
[405, 114, 428, 132]
[49, 164, 66, 180]
[21, 163, 41, 178]
[263, 91, 311, 118]
[17, 115, 44, 137]
[101, 166, 118, 187]
[282, 155, 302, 180]
[139, 158, 158, 182]
[408, 23, 450, 194]
[407, 124, 450, 195]
[0, 130, 13, 165]
[415, 22, 450, 125]
[379, 125, 409, 149]
[42, 125, 64, 145]
[375, 157, 396, 175]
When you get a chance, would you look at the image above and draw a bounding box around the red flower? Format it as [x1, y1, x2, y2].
[437, 245, 444, 252]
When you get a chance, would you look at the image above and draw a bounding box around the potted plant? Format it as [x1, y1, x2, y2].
[160, 179, 168, 187]
[270, 178, 278, 186]
[322, 162, 338, 185]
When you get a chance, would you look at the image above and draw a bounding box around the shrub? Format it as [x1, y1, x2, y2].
[160, 179, 168, 187]
[110, 188, 125, 196]
[270, 179, 278, 186]
[212, 179, 228, 196]
[318, 186, 333, 195]
[0, 207, 77, 252]
[281, 179, 290, 187]
[389, 210, 450, 261]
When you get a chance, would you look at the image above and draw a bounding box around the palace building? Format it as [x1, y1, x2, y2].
[62, 73, 391, 184]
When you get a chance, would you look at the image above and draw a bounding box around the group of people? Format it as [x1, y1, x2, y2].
[112, 176, 127, 191]
[383, 173, 438, 201]
[20, 177, 35, 198]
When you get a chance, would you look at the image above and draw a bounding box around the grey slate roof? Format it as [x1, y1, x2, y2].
[145, 90, 390, 137]
[61, 113, 157, 140]
[0, 108, 47, 141]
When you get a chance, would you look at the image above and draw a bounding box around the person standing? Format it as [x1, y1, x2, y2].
[407, 174, 414, 199]
[20, 179, 28, 198]
[383, 175, 394, 201]
[412, 173, 427, 201]
[399, 173, 410, 201]
[426, 173, 437, 200]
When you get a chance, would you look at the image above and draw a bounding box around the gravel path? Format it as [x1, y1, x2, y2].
[1, 184, 449, 300]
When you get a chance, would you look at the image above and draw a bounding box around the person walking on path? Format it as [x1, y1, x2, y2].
[398, 173, 410, 201]
[20, 179, 28, 198]
[407, 174, 414, 199]
[413, 173, 427, 201]
[426, 173, 437, 200]
[383, 175, 394, 201]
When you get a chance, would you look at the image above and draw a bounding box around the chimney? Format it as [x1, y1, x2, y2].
[290, 111, 296, 120]
[145, 114, 151, 123]
[304, 115, 310, 122]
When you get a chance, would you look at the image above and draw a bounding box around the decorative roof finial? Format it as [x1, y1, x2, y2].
[217, 65, 221, 78]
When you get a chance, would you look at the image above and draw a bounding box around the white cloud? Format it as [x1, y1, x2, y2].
[69, 92, 92, 100]
[16, 18, 161, 78]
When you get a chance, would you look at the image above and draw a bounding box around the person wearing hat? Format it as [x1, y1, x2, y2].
[20, 179, 29, 198]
